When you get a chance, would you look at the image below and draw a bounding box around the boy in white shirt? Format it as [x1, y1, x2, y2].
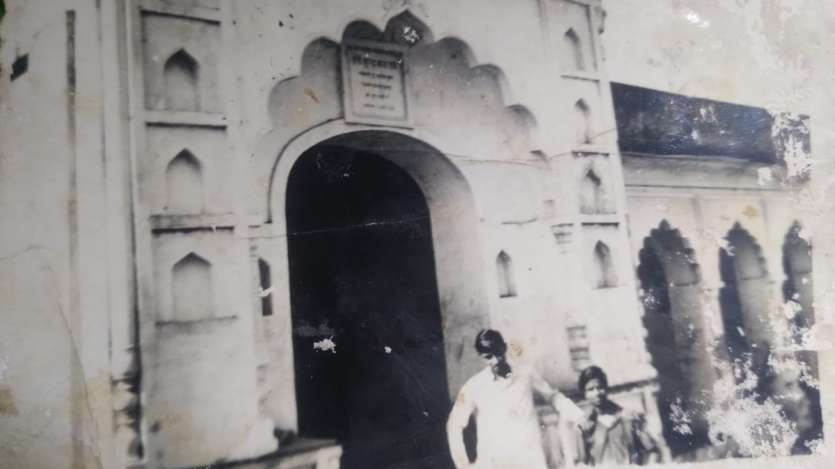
[447, 329, 585, 469]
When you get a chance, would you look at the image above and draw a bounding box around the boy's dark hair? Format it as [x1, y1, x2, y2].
[578, 365, 608, 393]
[475, 329, 507, 356]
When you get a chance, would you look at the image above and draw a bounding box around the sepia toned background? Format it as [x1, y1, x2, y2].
[1, 1, 835, 468]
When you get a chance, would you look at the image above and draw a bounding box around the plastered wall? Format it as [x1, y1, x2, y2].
[4, 0, 834, 468]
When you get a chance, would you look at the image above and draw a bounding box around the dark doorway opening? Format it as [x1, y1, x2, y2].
[286, 139, 452, 469]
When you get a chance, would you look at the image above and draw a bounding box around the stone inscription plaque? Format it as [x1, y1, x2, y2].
[341, 40, 412, 127]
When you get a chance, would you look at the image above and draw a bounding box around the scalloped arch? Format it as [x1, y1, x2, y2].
[268, 14, 538, 134]
[721, 222, 769, 283]
[641, 219, 702, 286]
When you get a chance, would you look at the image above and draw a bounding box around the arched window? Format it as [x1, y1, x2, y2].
[593, 241, 617, 288]
[258, 258, 273, 317]
[496, 250, 517, 298]
[564, 28, 585, 71]
[575, 99, 592, 144]
[165, 149, 203, 214]
[579, 168, 603, 214]
[172, 253, 212, 321]
[163, 49, 199, 111]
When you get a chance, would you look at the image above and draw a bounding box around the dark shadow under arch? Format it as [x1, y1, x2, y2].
[563, 28, 585, 71]
[496, 250, 517, 298]
[637, 221, 711, 455]
[286, 135, 453, 469]
[163, 49, 199, 111]
[718, 223, 771, 394]
[783, 221, 814, 336]
[593, 241, 617, 288]
[575, 99, 592, 144]
[781, 222, 823, 453]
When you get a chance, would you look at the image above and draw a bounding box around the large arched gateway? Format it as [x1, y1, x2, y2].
[286, 134, 450, 468]
[267, 129, 489, 468]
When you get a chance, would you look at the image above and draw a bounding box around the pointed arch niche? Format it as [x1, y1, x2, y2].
[164, 48, 200, 111]
[258, 258, 273, 317]
[592, 241, 617, 288]
[579, 168, 603, 214]
[563, 28, 585, 71]
[496, 251, 517, 298]
[166, 149, 204, 214]
[636, 220, 711, 454]
[172, 252, 212, 321]
[574, 99, 593, 144]
[576, 153, 614, 215]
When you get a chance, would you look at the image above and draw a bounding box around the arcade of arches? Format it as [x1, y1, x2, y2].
[636, 220, 820, 457]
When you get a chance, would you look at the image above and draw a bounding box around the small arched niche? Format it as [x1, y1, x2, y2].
[563, 28, 585, 72]
[258, 258, 273, 317]
[496, 250, 517, 298]
[592, 241, 617, 288]
[574, 99, 593, 144]
[579, 168, 604, 214]
[165, 149, 204, 214]
[172, 252, 212, 321]
[163, 49, 200, 111]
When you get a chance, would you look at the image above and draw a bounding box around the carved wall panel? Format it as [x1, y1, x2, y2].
[142, 12, 221, 112]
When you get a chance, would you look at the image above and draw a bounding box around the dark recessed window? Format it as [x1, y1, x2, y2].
[11, 54, 29, 81]
[258, 258, 273, 316]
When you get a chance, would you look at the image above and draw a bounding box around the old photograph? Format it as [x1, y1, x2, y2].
[1, 1, 834, 468]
